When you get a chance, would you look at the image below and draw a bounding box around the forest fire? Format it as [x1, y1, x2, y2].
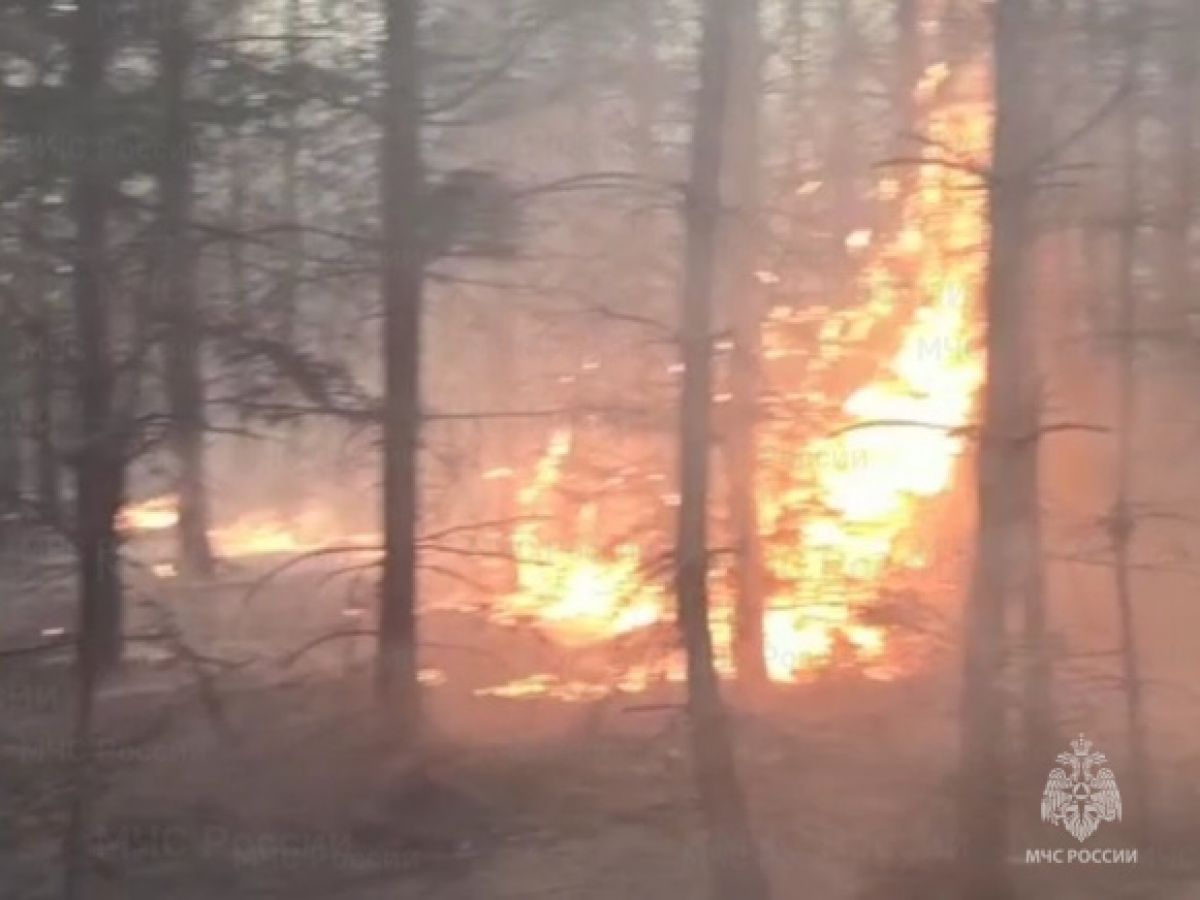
[113, 62, 988, 696]
[114, 64, 988, 701]
[116, 495, 181, 533]
[10, 0, 1198, 894]
[485, 62, 990, 695]
[119, 495, 379, 564]
[499, 429, 667, 644]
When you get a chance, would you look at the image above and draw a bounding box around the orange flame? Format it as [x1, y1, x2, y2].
[500, 430, 665, 644]
[116, 495, 180, 533]
[485, 60, 990, 695]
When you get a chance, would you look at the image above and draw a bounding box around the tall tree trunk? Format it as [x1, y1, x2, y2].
[160, 0, 215, 578]
[69, 0, 122, 675]
[723, 0, 768, 686]
[64, 1, 119, 894]
[1019, 0, 1058, 782]
[958, 2, 1035, 897]
[677, 1, 770, 896]
[1111, 11, 1150, 836]
[377, 0, 424, 734]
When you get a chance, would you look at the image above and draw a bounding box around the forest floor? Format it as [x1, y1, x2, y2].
[2, 548, 1200, 900]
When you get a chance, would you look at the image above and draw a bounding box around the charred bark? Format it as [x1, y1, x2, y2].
[677, 1, 771, 896]
[159, 0, 215, 578]
[377, 0, 424, 735]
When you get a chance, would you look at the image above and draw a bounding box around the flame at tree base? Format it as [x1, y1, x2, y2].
[480, 59, 989, 699]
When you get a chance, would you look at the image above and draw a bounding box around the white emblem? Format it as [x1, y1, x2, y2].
[1040, 734, 1122, 843]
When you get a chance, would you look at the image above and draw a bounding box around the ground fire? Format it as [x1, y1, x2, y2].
[11, 3, 1197, 897]
[478, 60, 991, 695]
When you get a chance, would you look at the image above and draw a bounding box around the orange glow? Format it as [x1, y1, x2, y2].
[119, 495, 380, 561]
[120, 59, 991, 702]
[497, 429, 666, 645]
[483, 60, 990, 696]
[757, 61, 988, 680]
[117, 495, 180, 533]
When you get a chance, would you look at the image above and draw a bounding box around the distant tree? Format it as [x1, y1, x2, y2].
[157, 0, 216, 578]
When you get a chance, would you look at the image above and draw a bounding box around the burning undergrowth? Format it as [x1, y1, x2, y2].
[472, 62, 991, 699]
[116, 61, 991, 705]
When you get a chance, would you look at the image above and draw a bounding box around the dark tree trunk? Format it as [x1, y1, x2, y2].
[69, 0, 122, 676]
[159, 0, 215, 578]
[1019, 0, 1058, 782]
[377, 0, 424, 735]
[958, 2, 1035, 897]
[724, 0, 768, 687]
[64, 2, 119, 895]
[677, 1, 771, 896]
[1112, 12, 1149, 836]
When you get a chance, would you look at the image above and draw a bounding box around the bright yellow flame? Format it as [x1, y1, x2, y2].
[500, 430, 665, 645]
[757, 61, 989, 680]
[116, 495, 180, 532]
[118, 495, 380, 561]
[484, 61, 991, 697]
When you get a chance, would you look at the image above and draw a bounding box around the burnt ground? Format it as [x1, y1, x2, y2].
[2, 547, 1200, 900]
